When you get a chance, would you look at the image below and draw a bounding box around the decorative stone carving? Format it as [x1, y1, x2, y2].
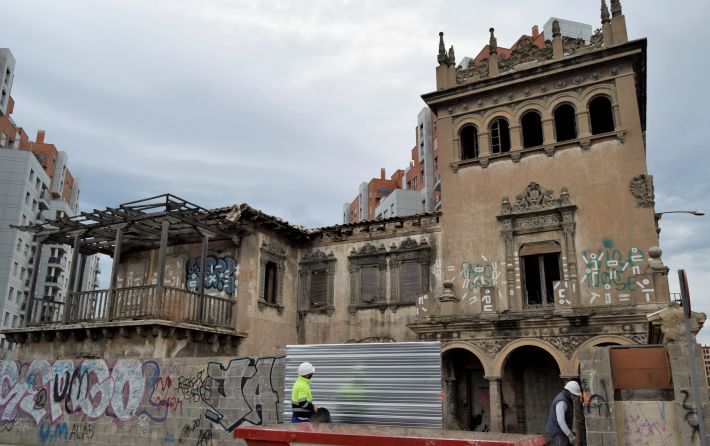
[390, 238, 431, 307]
[542, 335, 591, 359]
[629, 174, 655, 207]
[498, 184, 579, 310]
[623, 333, 649, 345]
[438, 280, 458, 302]
[349, 243, 388, 313]
[299, 249, 337, 316]
[346, 336, 396, 343]
[511, 182, 559, 212]
[471, 339, 511, 359]
[259, 241, 287, 313]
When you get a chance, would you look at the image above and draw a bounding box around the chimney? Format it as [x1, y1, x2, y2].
[552, 20, 563, 59]
[380, 168, 386, 180]
[36, 130, 45, 144]
[532, 25, 539, 40]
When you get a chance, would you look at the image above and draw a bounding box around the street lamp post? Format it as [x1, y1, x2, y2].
[654, 210, 704, 234]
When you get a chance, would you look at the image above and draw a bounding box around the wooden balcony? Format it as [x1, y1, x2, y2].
[26, 285, 235, 330]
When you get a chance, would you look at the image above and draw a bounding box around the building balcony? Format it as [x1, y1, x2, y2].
[44, 275, 65, 288]
[25, 285, 235, 331]
[47, 256, 67, 269]
[38, 191, 50, 210]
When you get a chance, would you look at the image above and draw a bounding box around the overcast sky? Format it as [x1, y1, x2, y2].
[2, 0, 709, 341]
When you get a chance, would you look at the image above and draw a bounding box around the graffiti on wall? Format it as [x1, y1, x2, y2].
[457, 256, 504, 307]
[581, 239, 653, 305]
[0, 356, 283, 445]
[185, 256, 238, 296]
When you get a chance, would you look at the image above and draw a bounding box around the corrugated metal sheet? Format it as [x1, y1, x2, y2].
[284, 341, 442, 427]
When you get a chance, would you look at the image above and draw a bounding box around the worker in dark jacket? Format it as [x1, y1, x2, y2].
[546, 381, 581, 445]
[291, 362, 317, 422]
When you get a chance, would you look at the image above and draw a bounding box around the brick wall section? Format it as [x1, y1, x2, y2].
[0, 356, 285, 446]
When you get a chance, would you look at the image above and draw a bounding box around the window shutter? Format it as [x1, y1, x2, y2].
[400, 262, 421, 303]
[360, 266, 379, 303]
[309, 269, 327, 307]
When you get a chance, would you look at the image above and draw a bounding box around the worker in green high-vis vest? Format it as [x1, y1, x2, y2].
[291, 362, 318, 422]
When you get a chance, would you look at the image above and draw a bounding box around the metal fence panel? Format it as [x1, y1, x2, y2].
[284, 341, 442, 428]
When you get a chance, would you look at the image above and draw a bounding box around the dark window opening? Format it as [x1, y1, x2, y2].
[360, 266, 379, 304]
[460, 125, 479, 159]
[400, 262, 421, 304]
[589, 96, 615, 134]
[522, 253, 560, 306]
[554, 104, 577, 142]
[521, 111, 544, 148]
[264, 261, 277, 304]
[490, 118, 511, 154]
[309, 269, 327, 307]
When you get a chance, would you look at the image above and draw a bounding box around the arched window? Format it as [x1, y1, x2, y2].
[490, 118, 511, 154]
[553, 103, 577, 142]
[589, 96, 615, 134]
[460, 125, 479, 160]
[264, 261, 278, 304]
[521, 111, 543, 148]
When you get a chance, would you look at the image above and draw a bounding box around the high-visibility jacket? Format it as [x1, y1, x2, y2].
[291, 375, 315, 420]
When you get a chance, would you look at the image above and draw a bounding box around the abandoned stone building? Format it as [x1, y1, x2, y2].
[1, 0, 685, 440]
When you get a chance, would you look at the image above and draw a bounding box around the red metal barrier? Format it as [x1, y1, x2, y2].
[234, 423, 548, 446]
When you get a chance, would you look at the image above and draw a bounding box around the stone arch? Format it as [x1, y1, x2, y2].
[547, 93, 582, 113]
[481, 108, 515, 130]
[512, 100, 547, 122]
[492, 338, 571, 377]
[453, 115, 485, 134]
[570, 335, 635, 373]
[442, 341, 492, 377]
[580, 85, 618, 106]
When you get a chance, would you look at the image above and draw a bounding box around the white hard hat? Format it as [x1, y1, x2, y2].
[564, 381, 582, 396]
[298, 362, 316, 376]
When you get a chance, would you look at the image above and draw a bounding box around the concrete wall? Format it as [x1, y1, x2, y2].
[0, 355, 285, 446]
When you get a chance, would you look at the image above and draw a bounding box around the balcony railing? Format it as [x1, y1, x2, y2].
[38, 191, 50, 210]
[27, 285, 234, 330]
[47, 256, 67, 269]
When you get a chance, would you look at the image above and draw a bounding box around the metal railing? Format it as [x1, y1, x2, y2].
[29, 285, 235, 330]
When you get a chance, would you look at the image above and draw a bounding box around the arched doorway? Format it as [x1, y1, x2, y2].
[501, 345, 561, 434]
[442, 348, 489, 431]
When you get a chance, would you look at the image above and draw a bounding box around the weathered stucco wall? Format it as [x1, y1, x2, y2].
[0, 355, 285, 446]
[302, 224, 442, 344]
[433, 58, 663, 315]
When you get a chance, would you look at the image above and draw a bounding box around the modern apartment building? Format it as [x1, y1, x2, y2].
[345, 106, 439, 223]
[0, 48, 100, 356]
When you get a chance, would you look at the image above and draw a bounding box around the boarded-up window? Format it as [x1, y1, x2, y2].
[310, 269, 327, 307]
[361, 267, 379, 304]
[610, 347, 672, 390]
[400, 262, 421, 304]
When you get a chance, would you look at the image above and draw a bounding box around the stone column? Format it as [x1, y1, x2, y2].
[478, 131, 491, 157]
[510, 125, 522, 151]
[486, 376, 504, 432]
[577, 110, 591, 137]
[542, 118, 556, 145]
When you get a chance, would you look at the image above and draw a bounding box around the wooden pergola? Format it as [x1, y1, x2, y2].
[14, 194, 243, 329]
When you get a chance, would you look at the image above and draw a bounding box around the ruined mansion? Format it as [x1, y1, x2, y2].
[0, 0, 696, 441]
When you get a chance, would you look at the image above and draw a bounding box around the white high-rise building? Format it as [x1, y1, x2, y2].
[0, 49, 100, 357]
